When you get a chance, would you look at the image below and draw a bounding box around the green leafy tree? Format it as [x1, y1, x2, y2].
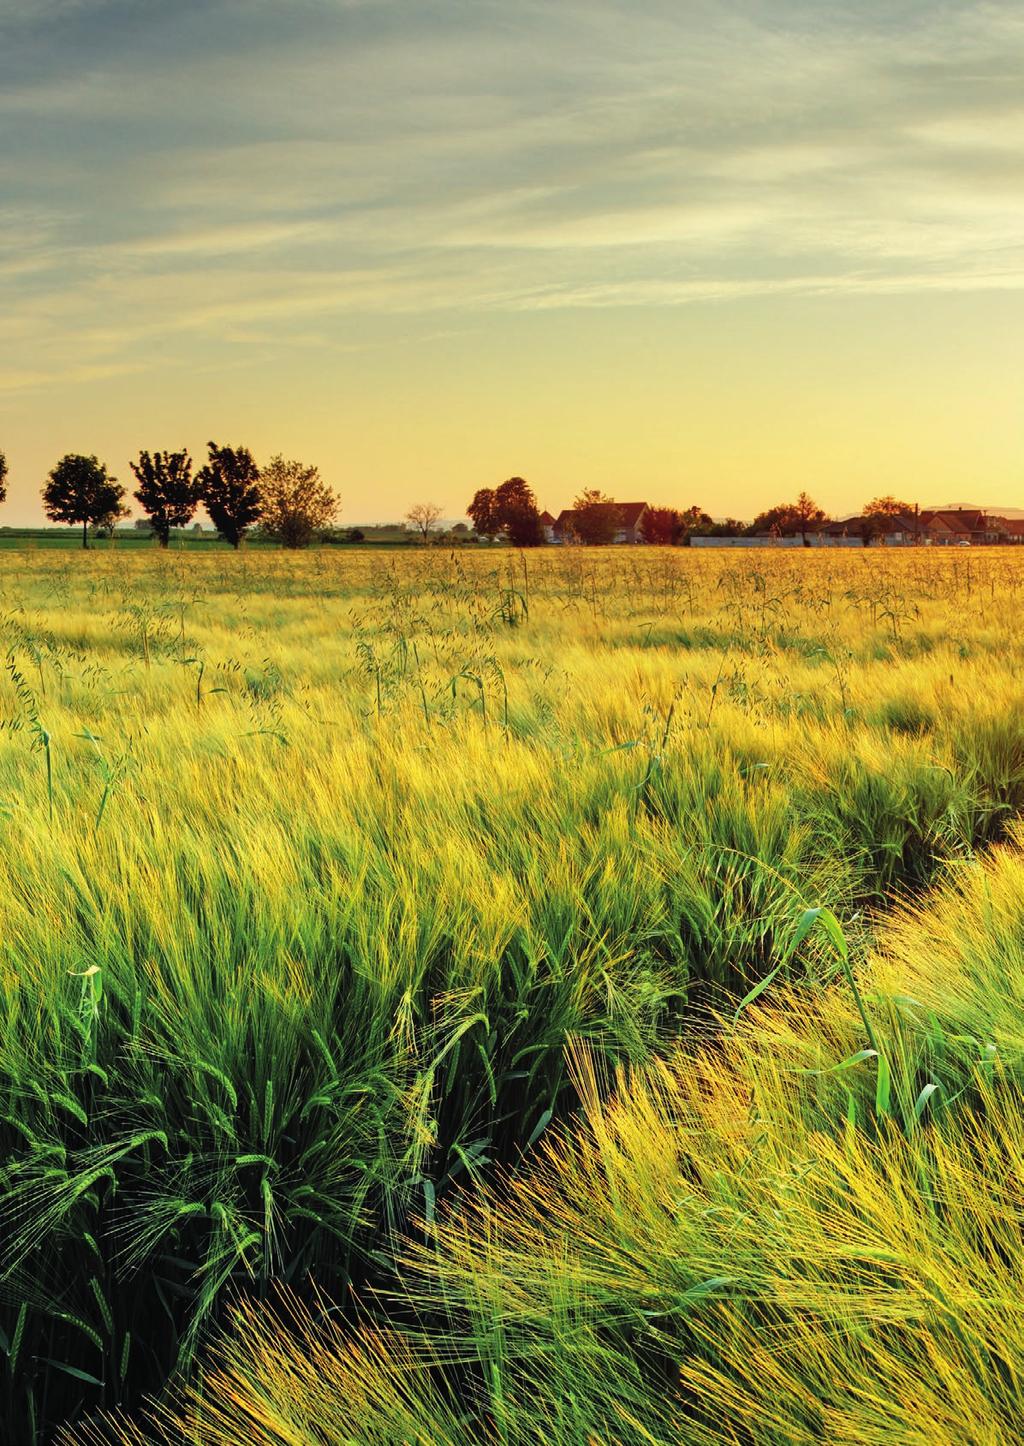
[42, 453, 125, 550]
[572, 489, 621, 545]
[792, 491, 828, 545]
[748, 504, 787, 535]
[196, 441, 262, 549]
[493, 477, 535, 516]
[681, 505, 713, 531]
[864, 495, 915, 519]
[468, 478, 544, 545]
[504, 503, 544, 546]
[259, 456, 340, 549]
[641, 506, 713, 545]
[706, 517, 745, 536]
[497, 478, 544, 545]
[130, 449, 198, 547]
[467, 488, 500, 538]
[751, 492, 828, 545]
[640, 507, 683, 545]
[862, 495, 919, 543]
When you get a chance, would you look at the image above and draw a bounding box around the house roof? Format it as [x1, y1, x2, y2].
[818, 512, 861, 532]
[920, 509, 989, 533]
[819, 507, 1020, 539]
[554, 501, 648, 530]
[539, 510, 556, 525]
[873, 513, 919, 533]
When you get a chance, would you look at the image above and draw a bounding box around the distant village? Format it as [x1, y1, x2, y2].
[541, 503, 1024, 548]
[813, 507, 1024, 548]
[118, 497, 1024, 547]
[464, 481, 1024, 548]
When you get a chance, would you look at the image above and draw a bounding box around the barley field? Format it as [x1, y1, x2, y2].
[2, 546, 1024, 1442]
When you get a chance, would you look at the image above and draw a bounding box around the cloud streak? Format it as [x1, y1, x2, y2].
[3, 0, 1024, 392]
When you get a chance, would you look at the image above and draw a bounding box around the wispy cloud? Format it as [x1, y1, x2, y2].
[3, 0, 1024, 391]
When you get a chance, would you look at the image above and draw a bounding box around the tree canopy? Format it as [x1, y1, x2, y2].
[864, 495, 916, 519]
[467, 488, 500, 538]
[258, 456, 339, 549]
[196, 442, 262, 549]
[42, 454, 126, 549]
[130, 450, 198, 547]
[496, 478, 543, 546]
[493, 477, 535, 515]
[750, 491, 829, 543]
[0, 450, 7, 508]
[504, 503, 544, 547]
[640, 507, 686, 545]
[466, 478, 543, 545]
[641, 505, 714, 544]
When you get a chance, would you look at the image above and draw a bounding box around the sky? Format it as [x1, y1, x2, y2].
[1, 0, 1023, 525]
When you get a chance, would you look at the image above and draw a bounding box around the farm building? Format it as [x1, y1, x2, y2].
[918, 509, 1002, 544]
[817, 513, 920, 545]
[553, 501, 649, 543]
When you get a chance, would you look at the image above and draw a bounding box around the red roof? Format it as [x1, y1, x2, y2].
[920, 509, 988, 534]
[539, 510, 556, 524]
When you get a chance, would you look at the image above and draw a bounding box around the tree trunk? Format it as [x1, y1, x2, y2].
[82, 518, 89, 550]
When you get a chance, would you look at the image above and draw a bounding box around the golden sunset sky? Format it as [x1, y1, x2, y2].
[1, 1, 1023, 525]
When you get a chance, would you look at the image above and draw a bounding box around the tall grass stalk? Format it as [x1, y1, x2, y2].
[0, 547, 1023, 1438]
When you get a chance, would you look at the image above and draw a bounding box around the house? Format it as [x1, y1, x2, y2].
[818, 507, 1017, 547]
[817, 515, 866, 544]
[993, 518, 1024, 542]
[918, 509, 1000, 545]
[553, 501, 649, 544]
[817, 512, 920, 545]
[815, 517, 862, 543]
[614, 501, 650, 542]
[538, 510, 556, 543]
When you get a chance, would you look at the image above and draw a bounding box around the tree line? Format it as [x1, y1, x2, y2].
[464, 479, 694, 545]
[463, 481, 920, 546]
[747, 492, 919, 545]
[0, 445, 340, 549]
[464, 478, 786, 546]
[0, 446, 920, 550]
